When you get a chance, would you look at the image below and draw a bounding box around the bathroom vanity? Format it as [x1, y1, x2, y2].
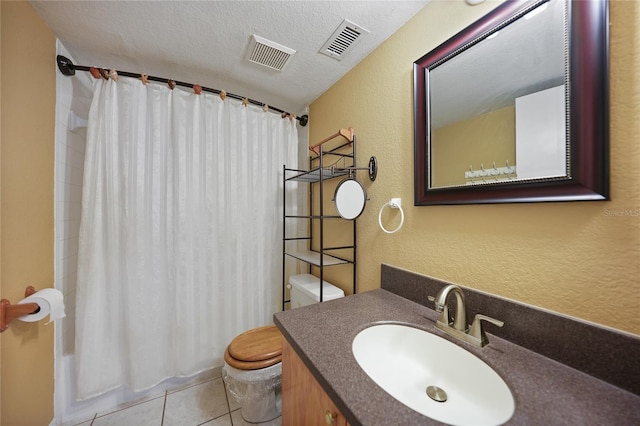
[274, 265, 640, 425]
[281, 339, 348, 425]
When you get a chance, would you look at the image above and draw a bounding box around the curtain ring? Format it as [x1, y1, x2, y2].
[89, 67, 101, 79]
[140, 74, 149, 85]
[242, 98, 249, 107]
[193, 84, 202, 95]
[167, 79, 176, 90]
[262, 104, 269, 112]
[108, 69, 119, 81]
[219, 90, 226, 100]
[99, 69, 109, 80]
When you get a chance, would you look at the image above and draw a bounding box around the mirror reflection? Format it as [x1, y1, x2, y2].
[428, 0, 567, 189]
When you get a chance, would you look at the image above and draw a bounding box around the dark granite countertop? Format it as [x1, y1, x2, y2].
[273, 289, 640, 426]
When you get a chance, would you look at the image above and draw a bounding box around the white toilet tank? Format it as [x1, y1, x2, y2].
[289, 274, 344, 308]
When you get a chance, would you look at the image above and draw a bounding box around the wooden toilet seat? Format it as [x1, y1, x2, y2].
[224, 325, 283, 370]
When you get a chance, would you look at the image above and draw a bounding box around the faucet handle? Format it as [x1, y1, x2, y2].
[428, 295, 450, 325]
[468, 314, 504, 347]
[428, 295, 451, 326]
[427, 295, 446, 311]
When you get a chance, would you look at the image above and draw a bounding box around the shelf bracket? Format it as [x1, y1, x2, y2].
[309, 128, 354, 156]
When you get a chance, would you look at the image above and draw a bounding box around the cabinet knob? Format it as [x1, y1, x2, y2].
[325, 410, 336, 425]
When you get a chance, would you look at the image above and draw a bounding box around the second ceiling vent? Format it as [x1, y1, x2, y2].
[320, 19, 370, 61]
[247, 35, 296, 71]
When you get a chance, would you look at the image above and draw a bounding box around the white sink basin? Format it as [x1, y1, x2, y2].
[352, 323, 515, 426]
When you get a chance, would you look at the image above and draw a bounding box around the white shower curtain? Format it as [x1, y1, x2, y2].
[75, 77, 299, 400]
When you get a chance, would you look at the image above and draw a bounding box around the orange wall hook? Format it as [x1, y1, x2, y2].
[0, 286, 39, 332]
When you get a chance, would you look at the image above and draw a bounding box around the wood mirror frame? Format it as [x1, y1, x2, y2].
[413, 0, 609, 205]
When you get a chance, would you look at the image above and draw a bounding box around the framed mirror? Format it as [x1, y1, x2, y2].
[414, 0, 609, 205]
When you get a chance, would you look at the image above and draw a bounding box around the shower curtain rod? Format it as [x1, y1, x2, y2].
[56, 55, 309, 127]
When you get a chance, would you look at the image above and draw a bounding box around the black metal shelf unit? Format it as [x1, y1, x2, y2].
[282, 131, 357, 310]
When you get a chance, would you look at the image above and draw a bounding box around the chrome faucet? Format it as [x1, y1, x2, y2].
[433, 284, 467, 332]
[429, 284, 504, 348]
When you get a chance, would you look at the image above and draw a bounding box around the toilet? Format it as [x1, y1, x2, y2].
[222, 274, 344, 424]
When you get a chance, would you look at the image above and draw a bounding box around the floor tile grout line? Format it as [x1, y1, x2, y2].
[160, 390, 168, 426]
[221, 375, 235, 426]
[196, 412, 232, 426]
[165, 376, 220, 396]
[68, 371, 222, 425]
[88, 393, 166, 421]
[80, 375, 228, 426]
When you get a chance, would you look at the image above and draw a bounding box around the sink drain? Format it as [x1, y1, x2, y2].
[426, 385, 448, 402]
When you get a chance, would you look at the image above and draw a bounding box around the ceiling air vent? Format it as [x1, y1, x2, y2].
[246, 35, 296, 71]
[320, 19, 370, 61]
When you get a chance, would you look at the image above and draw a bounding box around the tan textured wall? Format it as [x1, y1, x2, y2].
[310, 0, 640, 336]
[1, 2, 56, 424]
[432, 105, 515, 187]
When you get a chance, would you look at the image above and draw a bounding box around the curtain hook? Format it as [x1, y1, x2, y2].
[193, 84, 202, 95]
[167, 79, 176, 90]
[219, 90, 226, 101]
[98, 69, 109, 80]
[140, 73, 149, 85]
[263, 104, 269, 112]
[108, 69, 119, 81]
[89, 67, 101, 79]
[242, 98, 249, 107]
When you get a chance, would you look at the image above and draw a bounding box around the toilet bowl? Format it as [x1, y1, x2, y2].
[223, 325, 283, 424]
[222, 274, 344, 424]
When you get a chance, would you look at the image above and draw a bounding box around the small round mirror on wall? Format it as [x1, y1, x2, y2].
[334, 179, 367, 220]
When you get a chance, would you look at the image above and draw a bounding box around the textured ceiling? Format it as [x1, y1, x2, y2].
[30, 0, 430, 115]
[430, 0, 565, 128]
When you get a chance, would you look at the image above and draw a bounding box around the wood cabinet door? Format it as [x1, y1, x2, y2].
[282, 338, 348, 426]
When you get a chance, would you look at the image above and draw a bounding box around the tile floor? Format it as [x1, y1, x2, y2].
[70, 367, 267, 426]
